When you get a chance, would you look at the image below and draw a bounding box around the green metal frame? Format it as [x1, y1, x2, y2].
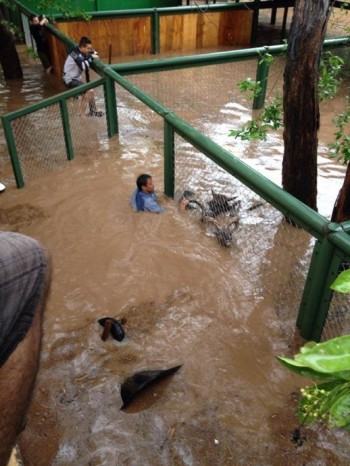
[0, 78, 114, 188]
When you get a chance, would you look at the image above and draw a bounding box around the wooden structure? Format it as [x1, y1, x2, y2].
[49, 9, 253, 74]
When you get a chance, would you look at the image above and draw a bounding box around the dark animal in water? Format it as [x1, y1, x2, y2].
[98, 317, 126, 342]
[188, 198, 264, 247]
[120, 364, 182, 410]
[188, 199, 239, 247]
[207, 189, 240, 217]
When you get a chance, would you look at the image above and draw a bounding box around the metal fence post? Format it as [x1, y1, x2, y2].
[1, 117, 24, 188]
[151, 9, 160, 54]
[164, 120, 174, 198]
[59, 100, 74, 161]
[297, 229, 342, 341]
[103, 77, 118, 137]
[253, 55, 270, 110]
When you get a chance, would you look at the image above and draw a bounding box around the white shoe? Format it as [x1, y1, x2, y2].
[0, 182, 6, 193]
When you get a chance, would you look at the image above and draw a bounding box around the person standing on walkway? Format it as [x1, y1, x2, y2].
[63, 36, 103, 117]
[29, 14, 53, 74]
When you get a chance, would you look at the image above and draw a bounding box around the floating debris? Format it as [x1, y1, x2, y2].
[120, 364, 182, 410]
[98, 317, 126, 342]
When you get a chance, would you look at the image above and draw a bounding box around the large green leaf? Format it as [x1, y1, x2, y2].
[330, 269, 350, 293]
[294, 335, 350, 375]
[276, 357, 344, 381]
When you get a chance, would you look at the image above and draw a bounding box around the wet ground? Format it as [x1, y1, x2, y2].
[1, 9, 350, 466]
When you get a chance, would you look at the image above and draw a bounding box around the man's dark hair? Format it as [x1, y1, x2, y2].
[136, 174, 151, 191]
[79, 36, 92, 48]
[29, 14, 38, 22]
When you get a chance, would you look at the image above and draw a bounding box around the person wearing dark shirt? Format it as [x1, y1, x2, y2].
[29, 14, 53, 74]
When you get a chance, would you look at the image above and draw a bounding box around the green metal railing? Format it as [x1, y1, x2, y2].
[1, 77, 117, 188]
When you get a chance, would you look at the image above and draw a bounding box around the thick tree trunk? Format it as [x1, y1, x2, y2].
[331, 163, 350, 222]
[282, 0, 330, 210]
[0, 9, 23, 79]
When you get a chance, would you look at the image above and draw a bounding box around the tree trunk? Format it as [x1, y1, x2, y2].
[331, 162, 350, 222]
[0, 9, 23, 79]
[282, 0, 330, 211]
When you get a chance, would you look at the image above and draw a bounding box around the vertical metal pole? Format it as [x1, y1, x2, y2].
[297, 234, 341, 341]
[253, 55, 270, 110]
[151, 9, 160, 55]
[280, 7, 288, 42]
[104, 77, 118, 137]
[59, 99, 74, 161]
[164, 120, 174, 198]
[251, 0, 261, 45]
[1, 117, 24, 188]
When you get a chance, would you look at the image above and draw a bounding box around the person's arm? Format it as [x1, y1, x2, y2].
[39, 15, 48, 26]
[70, 49, 92, 72]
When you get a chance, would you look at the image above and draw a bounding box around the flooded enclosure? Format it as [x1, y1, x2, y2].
[1, 15, 350, 466]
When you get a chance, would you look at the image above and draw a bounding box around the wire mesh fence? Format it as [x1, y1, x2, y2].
[121, 55, 350, 343]
[173, 136, 316, 340]
[5, 84, 107, 184]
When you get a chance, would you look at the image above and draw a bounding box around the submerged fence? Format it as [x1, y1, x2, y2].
[2, 39, 350, 342]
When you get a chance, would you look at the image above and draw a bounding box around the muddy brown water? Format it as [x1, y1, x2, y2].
[1, 32, 350, 465]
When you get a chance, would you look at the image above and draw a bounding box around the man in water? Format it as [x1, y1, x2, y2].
[0, 232, 51, 466]
[62, 36, 103, 117]
[131, 174, 165, 213]
[131, 174, 189, 213]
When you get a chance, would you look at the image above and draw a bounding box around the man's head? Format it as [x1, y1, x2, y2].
[29, 14, 40, 25]
[79, 36, 93, 54]
[136, 174, 155, 193]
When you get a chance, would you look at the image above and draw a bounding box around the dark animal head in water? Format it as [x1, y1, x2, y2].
[207, 189, 240, 217]
[204, 216, 239, 247]
[187, 199, 239, 247]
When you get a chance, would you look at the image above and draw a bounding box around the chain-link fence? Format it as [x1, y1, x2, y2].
[1, 82, 107, 186]
[119, 52, 350, 343]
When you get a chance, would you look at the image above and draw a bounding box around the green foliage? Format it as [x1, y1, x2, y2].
[36, 0, 93, 20]
[229, 97, 283, 141]
[318, 52, 344, 101]
[277, 270, 350, 430]
[237, 78, 261, 101]
[25, 46, 39, 60]
[331, 269, 350, 293]
[230, 51, 345, 143]
[329, 100, 350, 164]
[277, 335, 350, 429]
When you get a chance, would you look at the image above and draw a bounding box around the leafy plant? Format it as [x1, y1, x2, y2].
[229, 97, 283, 141]
[277, 269, 350, 430]
[230, 51, 345, 143]
[37, 0, 93, 20]
[25, 46, 39, 60]
[237, 77, 262, 101]
[329, 100, 350, 164]
[318, 52, 344, 101]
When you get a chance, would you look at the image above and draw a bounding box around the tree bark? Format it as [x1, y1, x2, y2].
[0, 8, 23, 79]
[282, 0, 331, 210]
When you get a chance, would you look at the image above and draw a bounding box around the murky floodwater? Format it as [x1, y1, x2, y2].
[1, 21, 350, 466]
